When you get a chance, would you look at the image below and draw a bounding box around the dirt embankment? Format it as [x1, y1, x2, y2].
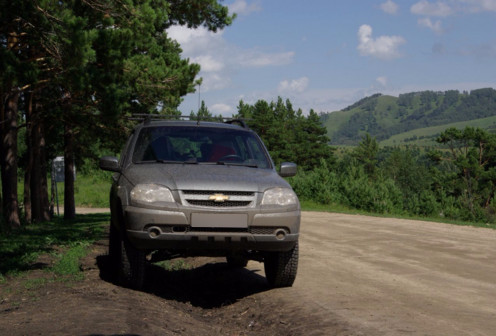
[1, 212, 495, 335]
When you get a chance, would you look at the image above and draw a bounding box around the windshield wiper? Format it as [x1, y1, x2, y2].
[216, 161, 258, 168]
[135, 158, 198, 164]
[157, 158, 198, 164]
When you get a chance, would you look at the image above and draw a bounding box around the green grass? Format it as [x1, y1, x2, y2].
[154, 259, 192, 271]
[53, 172, 113, 208]
[0, 213, 109, 279]
[16, 171, 112, 210]
[322, 109, 354, 138]
[51, 242, 90, 280]
[380, 115, 496, 147]
[23, 277, 50, 290]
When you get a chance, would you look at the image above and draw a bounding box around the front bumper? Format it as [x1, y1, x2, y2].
[123, 205, 300, 252]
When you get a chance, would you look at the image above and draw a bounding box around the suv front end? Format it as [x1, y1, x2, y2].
[100, 119, 300, 289]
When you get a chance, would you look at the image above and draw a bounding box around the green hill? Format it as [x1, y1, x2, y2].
[320, 88, 496, 145]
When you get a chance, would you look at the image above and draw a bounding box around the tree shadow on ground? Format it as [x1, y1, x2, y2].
[0, 213, 109, 275]
[97, 255, 270, 309]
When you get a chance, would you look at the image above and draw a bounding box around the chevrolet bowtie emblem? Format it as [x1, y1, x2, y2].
[209, 194, 230, 202]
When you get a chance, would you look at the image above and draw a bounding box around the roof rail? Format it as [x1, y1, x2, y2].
[128, 114, 251, 128]
[224, 118, 250, 129]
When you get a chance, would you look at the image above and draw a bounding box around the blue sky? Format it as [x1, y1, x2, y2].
[168, 0, 496, 116]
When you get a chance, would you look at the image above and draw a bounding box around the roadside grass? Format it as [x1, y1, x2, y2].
[51, 242, 91, 281]
[53, 172, 112, 208]
[300, 200, 496, 230]
[0, 213, 109, 284]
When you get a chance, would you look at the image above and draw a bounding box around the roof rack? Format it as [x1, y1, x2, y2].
[128, 114, 251, 129]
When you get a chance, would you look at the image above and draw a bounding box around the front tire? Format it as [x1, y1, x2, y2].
[109, 224, 146, 290]
[108, 224, 120, 277]
[264, 242, 299, 288]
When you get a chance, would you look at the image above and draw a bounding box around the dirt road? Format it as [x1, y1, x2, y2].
[1, 211, 495, 335]
[286, 212, 496, 335]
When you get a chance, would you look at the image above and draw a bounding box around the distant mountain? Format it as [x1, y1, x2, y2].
[320, 88, 496, 145]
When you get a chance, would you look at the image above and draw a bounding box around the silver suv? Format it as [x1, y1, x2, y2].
[100, 118, 300, 289]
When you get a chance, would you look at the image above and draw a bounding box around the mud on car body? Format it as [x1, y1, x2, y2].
[100, 117, 300, 289]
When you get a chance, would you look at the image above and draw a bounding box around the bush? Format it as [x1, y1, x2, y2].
[289, 159, 341, 204]
[288, 141, 496, 224]
[341, 171, 402, 214]
[290, 159, 403, 214]
[404, 190, 439, 216]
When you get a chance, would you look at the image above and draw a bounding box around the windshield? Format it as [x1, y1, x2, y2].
[132, 126, 272, 168]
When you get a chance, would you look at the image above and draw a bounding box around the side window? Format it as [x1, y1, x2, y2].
[246, 137, 270, 168]
[132, 129, 154, 162]
[119, 132, 134, 167]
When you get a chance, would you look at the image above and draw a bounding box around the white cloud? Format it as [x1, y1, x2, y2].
[418, 17, 444, 33]
[411, 0, 496, 16]
[167, 26, 294, 92]
[238, 50, 295, 67]
[167, 26, 224, 55]
[210, 103, 232, 114]
[278, 77, 310, 94]
[296, 88, 384, 113]
[411, 1, 496, 35]
[376, 76, 388, 86]
[411, 1, 454, 16]
[458, 0, 496, 12]
[228, 0, 261, 16]
[381, 0, 399, 14]
[357, 24, 406, 60]
[191, 55, 224, 72]
[202, 73, 231, 91]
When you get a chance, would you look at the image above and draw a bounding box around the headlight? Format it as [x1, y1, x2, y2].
[130, 184, 174, 204]
[261, 188, 298, 206]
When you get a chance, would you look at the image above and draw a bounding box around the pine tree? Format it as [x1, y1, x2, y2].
[0, 0, 235, 226]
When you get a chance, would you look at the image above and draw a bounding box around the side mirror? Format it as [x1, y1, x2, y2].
[100, 156, 120, 172]
[279, 162, 297, 177]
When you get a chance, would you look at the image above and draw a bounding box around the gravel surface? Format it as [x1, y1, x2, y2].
[1, 211, 495, 335]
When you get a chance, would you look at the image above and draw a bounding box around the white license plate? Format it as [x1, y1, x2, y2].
[191, 213, 248, 228]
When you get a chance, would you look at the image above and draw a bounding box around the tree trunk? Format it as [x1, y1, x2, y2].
[1, 92, 21, 229]
[24, 91, 33, 223]
[39, 119, 51, 221]
[30, 100, 51, 222]
[64, 122, 76, 219]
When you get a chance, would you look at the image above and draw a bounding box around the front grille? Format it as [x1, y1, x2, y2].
[187, 200, 252, 207]
[189, 227, 249, 233]
[183, 190, 254, 197]
[180, 190, 256, 208]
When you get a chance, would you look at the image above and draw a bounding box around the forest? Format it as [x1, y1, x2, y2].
[2, 1, 496, 232]
[0, 0, 235, 228]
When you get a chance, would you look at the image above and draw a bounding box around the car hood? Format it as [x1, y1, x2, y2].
[123, 163, 291, 192]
